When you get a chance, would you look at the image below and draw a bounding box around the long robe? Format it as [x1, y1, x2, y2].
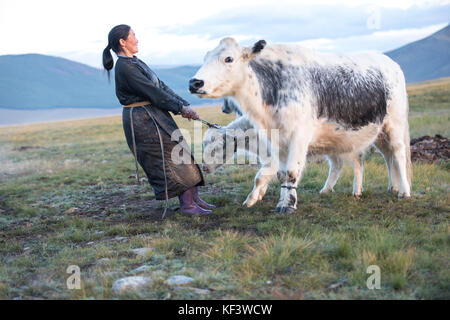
[114, 55, 204, 200]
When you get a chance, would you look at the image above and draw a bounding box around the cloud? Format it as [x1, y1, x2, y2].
[3, 0, 448, 67]
[159, 3, 450, 45]
[295, 23, 449, 53]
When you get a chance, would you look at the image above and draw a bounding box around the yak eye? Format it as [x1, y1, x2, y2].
[225, 56, 233, 63]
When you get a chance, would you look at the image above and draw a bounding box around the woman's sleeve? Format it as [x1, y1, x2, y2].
[159, 79, 190, 106]
[123, 63, 184, 114]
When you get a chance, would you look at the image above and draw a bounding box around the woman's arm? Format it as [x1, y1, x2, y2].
[159, 79, 190, 106]
[123, 62, 185, 114]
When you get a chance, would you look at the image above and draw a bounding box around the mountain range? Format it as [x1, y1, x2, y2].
[0, 54, 210, 109]
[385, 24, 450, 83]
[0, 24, 448, 109]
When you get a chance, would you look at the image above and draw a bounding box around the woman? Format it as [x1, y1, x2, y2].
[103, 24, 214, 216]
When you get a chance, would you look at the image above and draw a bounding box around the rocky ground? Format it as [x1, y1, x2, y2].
[410, 134, 449, 163]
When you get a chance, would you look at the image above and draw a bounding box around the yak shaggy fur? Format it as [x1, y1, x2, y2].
[192, 38, 412, 213]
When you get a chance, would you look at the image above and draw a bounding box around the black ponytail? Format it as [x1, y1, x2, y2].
[103, 44, 113, 81]
[103, 24, 131, 81]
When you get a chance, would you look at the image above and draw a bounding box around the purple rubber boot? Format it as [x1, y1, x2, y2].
[193, 187, 216, 209]
[178, 188, 212, 216]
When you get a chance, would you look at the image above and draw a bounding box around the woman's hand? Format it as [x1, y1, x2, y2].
[181, 105, 200, 121]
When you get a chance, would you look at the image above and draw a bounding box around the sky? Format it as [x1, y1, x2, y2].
[0, 0, 449, 68]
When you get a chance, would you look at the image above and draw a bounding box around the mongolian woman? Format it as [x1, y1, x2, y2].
[102, 24, 214, 216]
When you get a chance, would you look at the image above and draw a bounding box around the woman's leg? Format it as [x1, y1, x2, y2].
[192, 186, 216, 209]
[178, 187, 212, 215]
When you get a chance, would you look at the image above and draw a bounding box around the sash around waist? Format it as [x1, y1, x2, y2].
[123, 101, 151, 108]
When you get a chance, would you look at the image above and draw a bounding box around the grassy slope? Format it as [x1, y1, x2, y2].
[0, 79, 449, 299]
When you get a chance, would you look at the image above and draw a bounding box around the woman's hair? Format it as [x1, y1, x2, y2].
[103, 24, 131, 80]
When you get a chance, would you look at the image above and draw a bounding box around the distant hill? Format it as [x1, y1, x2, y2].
[0, 54, 118, 109]
[2, 24, 449, 109]
[385, 24, 450, 83]
[0, 54, 215, 109]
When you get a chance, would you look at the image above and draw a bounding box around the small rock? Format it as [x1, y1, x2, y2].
[166, 275, 194, 286]
[132, 265, 151, 273]
[64, 159, 81, 167]
[64, 207, 79, 214]
[86, 241, 95, 246]
[327, 277, 349, 290]
[130, 248, 153, 257]
[96, 258, 111, 264]
[187, 287, 211, 295]
[112, 276, 152, 294]
[103, 271, 120, 277]
[110, 236, 128, 242]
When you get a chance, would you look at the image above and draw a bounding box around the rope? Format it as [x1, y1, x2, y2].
[197, 118, 222, 129]
[129, 108, 140, 184]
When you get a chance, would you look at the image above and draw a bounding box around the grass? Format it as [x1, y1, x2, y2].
[0, 78, 449, 299]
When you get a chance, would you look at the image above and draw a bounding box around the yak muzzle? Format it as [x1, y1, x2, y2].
[189, 78, 205, 93]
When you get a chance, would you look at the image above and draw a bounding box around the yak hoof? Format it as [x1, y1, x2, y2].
[398, 192, 411, 199]
[243, 197, 257, 207]
[275, 206, 295, 214]
[388, 186, 399, 193]
[320, 188, 334, 194]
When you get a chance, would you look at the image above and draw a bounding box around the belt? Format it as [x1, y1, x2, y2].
[123, 101, 151, 108]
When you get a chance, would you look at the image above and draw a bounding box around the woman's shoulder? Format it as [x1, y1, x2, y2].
[135, 58, 153, 72]
[115, 56, 140, 73]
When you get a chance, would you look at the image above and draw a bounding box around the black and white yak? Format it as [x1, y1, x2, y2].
[191, 38, 412, 213]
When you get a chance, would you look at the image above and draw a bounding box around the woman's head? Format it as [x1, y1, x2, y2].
[103, 24, 138, 79]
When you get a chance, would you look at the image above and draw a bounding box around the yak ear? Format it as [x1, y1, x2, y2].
[243, 40, 266, 61]
[252, 40, 266, 54]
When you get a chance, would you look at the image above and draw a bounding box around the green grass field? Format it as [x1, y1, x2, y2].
[0, 78, 449, 299]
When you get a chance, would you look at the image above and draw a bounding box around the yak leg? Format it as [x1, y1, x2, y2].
[349, 153, 364, 198]
[374, 136, 400, 193]
[275, 132, 311, 214]
[243, 127, 277, 207]
[320, 155, 344, 194]
[243, 162, 277, 207]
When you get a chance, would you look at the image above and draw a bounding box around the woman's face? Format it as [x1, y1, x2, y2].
[120, 29, 139, 56]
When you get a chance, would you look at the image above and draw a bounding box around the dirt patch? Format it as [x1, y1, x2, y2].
[410, 134, 450, 163]
[12, 146, 47, 152]
[73, 190, 174, 222]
